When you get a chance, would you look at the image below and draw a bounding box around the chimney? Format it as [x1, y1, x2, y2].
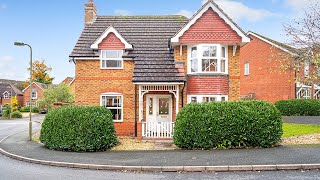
[85, 0, 97, 25]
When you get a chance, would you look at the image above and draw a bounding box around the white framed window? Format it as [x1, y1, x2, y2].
[100, 50, 124, 69]
[188, 44, 228, 74]
[26, 101, 37, 107]
[244, 63, 250, 76]
[188, 95, 228, 103]
[3, 91, 10, 99]
[100, 93, 123, 122]
[31, 89, 38, 100]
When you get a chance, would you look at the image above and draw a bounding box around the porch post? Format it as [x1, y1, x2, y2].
[138, 85, 143, 121]
[176, 85, 179, 115]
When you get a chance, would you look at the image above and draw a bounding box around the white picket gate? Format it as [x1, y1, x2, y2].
[142, 121, 175, 138]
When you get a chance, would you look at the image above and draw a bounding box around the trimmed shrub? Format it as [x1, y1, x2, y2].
[275, 99, 320, 116]
[174, 101, 283, 149]
[19, 106, 30, 112]
[40, 106, 117, 152]
[10, 111, 22, 119]
[20, 106, 40, 113]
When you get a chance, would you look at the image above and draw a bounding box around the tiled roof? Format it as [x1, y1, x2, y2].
[0, 83, 23, 97]
[70, 16, 188, 82]
[249, 31, 297, 53]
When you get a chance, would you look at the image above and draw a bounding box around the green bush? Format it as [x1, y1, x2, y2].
[19, 106, 30, 112]
[10, 111, 22, 119]
[32, 107, 39, 113]
[174, 101, 283, 149]
[2, 104, 12, 119]
[275, 99, 320, 116]
[40, 106, 118, 152]
[19, 106, 39, 113]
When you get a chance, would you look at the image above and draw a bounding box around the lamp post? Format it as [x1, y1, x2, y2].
[14, 42, 33, 141]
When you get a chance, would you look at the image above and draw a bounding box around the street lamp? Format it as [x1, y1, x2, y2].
[14, 42, 33, 141]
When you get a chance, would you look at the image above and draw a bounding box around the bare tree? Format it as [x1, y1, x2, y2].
[283, 2, 320, 86]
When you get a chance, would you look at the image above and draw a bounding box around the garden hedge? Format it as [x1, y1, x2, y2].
[20, 106, 39, 113]
[40, 106, 118, 152]
[174, 101, 283, 149]
[275, 99, 320, 116]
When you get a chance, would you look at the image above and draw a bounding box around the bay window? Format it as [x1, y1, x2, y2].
[100, 50, 124, 69]
[188, 44, 228, 74]
[101, 93, 123, 122]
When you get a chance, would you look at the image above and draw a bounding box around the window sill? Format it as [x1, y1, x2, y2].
[187, 72, 229, 76]
[101, 68, 124, 70]
[113, 120, 124, 123]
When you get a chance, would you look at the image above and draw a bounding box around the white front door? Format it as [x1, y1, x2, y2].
[146, 95, 172, 123]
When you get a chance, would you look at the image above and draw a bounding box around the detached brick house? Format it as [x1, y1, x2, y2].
[0, 83, 24, 110]
[70, 0, 250, 139]
[22, 82, 48, 107]
[240, 32, 319, 103]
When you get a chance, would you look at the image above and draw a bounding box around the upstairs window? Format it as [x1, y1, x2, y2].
[31, 89, 38, 100]
[100, 50, 123, 69]
[188, 44, 228, 74]
[3, 91, 10, 99]
[244, 63, 250, 76]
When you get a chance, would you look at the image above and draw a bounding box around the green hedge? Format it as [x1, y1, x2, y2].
[40, 106, 118, 152]
[174, 101, 283, 149]
[2, 104, 11, 119]
[275, 99, 320, 116]
[20, 106, 39, 113]
[10, 111, 22, 119]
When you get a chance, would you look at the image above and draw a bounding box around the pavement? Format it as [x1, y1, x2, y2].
[283, 116, 320, 124]
[0, 115, 319, 172]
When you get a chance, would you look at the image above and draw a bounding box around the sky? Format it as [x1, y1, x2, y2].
[0, 0, 318, 83]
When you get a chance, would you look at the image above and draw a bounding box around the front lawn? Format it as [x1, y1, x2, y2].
[282, 123, 320, 137]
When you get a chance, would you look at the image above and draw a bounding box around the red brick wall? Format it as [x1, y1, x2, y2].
[75, 60, 135, 136]
[23, 84, 44, 106]
[187, 76, 228, 95]
[98, 32, 125, 50]
[179, 8, 242, 44]
[240, 35, 295, 103]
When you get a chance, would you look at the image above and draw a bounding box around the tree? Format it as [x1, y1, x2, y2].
[23, 60, 54, 88]
[10, 96, 18, 112]
[37, 83, 75, 111]
[282, 2, 320, 86]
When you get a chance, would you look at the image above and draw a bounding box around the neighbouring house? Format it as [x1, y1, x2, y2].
[22, 82, 48, 107]
[69, 0, 250, 139]
[240, 31, 319, 103]
[61, 77, 76, 94]
[0, 83, 24, 110]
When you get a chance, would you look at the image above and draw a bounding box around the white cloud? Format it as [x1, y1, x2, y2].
[175, 10, 194, 18]
[285, 0, 318, 13]
[0, 55, 14, 62]
[201, 0, 278, 22]
[114, 9, 131, 16]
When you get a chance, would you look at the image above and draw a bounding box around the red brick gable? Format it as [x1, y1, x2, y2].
[179, 8, 242, 44]
[98, 32, 125, 50]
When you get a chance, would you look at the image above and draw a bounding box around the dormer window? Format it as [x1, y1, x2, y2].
[3, 91, 10, 99]
[188, 44, 228, 74]
[100, 50, 124, 69]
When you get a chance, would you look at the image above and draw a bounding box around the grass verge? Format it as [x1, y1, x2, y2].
[283, 123, 320, 137]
